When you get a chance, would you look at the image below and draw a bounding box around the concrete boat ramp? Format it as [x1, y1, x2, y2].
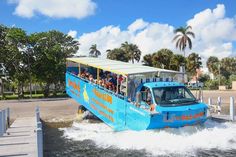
[0, 108, 43, 157]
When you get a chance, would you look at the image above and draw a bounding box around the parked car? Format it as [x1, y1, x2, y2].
[187, 81, 204, 88]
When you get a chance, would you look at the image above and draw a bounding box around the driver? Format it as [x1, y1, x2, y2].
[145, 88, 155, 112]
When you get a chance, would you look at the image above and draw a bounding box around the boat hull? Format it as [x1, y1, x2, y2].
[66, 73, 207, 131]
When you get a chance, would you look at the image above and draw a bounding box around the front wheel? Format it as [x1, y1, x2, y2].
[78, 105, 87, 114]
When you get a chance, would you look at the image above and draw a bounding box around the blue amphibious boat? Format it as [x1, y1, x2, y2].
[66, 57, 208, 131]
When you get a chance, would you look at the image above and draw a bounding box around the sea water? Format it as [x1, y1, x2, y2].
[44, 120, 236, 157]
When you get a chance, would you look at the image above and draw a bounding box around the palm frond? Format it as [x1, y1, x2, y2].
[172, 34, 181, 42]
[175, 39, 181, 49]
[186, 25, 192, 30]
[187, 37, 192, 49]
[174, 27, 185, 34]
[186, 31, 195, 38]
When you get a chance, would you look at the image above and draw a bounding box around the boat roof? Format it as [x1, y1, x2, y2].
[67, 57, 183, 76]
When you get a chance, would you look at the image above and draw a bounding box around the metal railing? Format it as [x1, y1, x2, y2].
[36, 106, 43, 157]
[0, 108, 10, 136]
[202, 96, 235, 121]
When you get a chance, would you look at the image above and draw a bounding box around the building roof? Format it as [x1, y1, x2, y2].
[67, 57, 183, 75]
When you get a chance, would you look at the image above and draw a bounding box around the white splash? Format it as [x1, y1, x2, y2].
[60, 120, 236, 156]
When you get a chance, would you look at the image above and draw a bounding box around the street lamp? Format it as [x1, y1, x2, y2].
[218, 63, 221, 86]
[0, 63, 6, 99]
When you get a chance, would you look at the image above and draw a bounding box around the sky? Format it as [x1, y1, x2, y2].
[0, 0, 236, 63]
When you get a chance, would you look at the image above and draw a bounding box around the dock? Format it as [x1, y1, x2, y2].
[0, 108, 43, 157]
[205, 96, 235, 122]
[211, 114, 236, 122]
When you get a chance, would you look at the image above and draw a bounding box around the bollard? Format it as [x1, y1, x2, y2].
[36, 128, 43, 157]
[200, 95, 203, 103]
[217, 97, 222, 115]
[36, 107, 40, 123]
[2, 109, 6, 133]
[35, 106, 39, 113]
[0, 111, 3, 136]
[37, 122, 42, 129]
[36, 112, 40, 123]
[230, 97, 235, 121]
[7, 108, 10, 128]
[208, 98, 212, 106]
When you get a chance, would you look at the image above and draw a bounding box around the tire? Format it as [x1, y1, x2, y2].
[78, 105, 87, 114]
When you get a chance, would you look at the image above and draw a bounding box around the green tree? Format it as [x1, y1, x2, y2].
[0, 25, 8, 99]
[5, 27, 28, 98]
[220, 57, 236, 79]
[186, 53, 202, 76]
[172, 26, 195, 57]
[229, 74, 236, 88]
[89, 44, 101, 57]
[206, 56, 220, 77]
[142, 54, 153, 66]
[170, 54, 186, 71]
[198, 74, 210, 84]
[30, 30, 79, 97]
[152, 49, 174, 69]
[121, 41, 142, 63]
[106, 48, 129, 62]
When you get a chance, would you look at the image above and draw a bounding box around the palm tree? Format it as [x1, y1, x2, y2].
[106, 48, 129, 62]
[172, 26, 195, 57]
[121, 41, 141, 64]
[170, 54, 186, 71]
[186, 53, 202, 76]
[89, 44, 101, 57]
[206, 56, 220, 77]
[142, 54, 153, 66]
[152, 49, 174, 69]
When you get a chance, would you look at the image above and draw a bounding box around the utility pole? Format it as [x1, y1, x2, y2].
[218, 63, 221, 87]
[28, 53, 32, 99]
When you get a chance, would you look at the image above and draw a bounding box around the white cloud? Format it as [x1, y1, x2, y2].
[9, 0, 96, 19]
[78, 22, 175, 58]
[187, 4, 236, 59]
[76, 4, 236, 63]
[68, 30, 77, 38]
[128, 18, 149, 32]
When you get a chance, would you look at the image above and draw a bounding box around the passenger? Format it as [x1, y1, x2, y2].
[101, 79, 107, 88]
[111, 73, 117, 86]
[89, 74, 94, 83]
[106, 74, 112, 83]
[85, 72, 90, 80]
[98, 80, 103, 86]
[108, 85, 113, 91]
[81, 73, 86, 79]
[106, 82, 113, 90]
[144, 88, 155, 112]
[112, 85, 116, 93]
[146, 97, 155, 112]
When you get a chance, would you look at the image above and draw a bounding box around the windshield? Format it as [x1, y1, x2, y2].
[153, 86, 197, 107]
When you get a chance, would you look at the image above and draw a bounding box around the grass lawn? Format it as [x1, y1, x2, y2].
[0, 92, 68, 100]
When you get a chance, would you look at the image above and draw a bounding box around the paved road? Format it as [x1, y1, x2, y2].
[0, 90, 235, 121]
[0, 98, 78, 122]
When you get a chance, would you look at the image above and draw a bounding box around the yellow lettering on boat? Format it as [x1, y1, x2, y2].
[92, 88, 113, 104]
[68, 79, 80, 93]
